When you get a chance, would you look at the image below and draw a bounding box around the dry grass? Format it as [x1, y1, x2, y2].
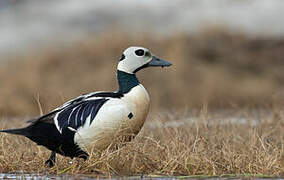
[1, 109, 284, 176]
[1, 29, 284, 177]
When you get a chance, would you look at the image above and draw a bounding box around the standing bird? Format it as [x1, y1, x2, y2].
[0, 46, 172, 167]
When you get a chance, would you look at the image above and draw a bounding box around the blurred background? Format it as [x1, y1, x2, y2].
[1, 0, 284, 117]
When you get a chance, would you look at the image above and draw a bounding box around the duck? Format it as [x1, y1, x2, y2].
[0, 46, 172, 167]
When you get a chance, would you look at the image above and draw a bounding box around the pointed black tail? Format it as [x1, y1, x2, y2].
[0, 128, 28, 136]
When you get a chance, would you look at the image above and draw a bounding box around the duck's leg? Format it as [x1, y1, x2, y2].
[45, 151, 56, 168]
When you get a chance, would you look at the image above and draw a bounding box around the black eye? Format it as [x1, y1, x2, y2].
[119, 54, 125, 61]
[135, 49, 144, 56]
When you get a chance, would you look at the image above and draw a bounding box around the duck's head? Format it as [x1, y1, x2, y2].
[117, 46, 172, 74]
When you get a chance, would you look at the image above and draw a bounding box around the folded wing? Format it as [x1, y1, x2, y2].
[54, 98, 109, 133]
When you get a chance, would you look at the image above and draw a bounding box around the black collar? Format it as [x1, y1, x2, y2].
[117, 70, 140, 94]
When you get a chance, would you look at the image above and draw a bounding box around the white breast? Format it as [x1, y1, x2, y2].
[74, 84, 150, 151]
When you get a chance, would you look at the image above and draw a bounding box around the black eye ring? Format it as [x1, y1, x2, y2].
[135, 49, 145, 56]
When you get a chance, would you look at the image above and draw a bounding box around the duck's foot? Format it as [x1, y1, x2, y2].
[45, 151, 56, 168]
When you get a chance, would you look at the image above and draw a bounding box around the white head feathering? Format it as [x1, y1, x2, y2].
[117, 46, 153, 74]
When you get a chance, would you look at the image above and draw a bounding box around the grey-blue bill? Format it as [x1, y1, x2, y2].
[148, 56, 172, 68]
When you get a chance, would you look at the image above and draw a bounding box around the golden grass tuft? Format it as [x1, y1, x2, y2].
[1, 109, 284, 176]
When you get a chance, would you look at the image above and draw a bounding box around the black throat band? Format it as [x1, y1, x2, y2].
[117, 70, 140, 94]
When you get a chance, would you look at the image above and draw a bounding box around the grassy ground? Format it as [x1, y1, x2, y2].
[1, 30, 284, 177]
[0, 109, 284, 176]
